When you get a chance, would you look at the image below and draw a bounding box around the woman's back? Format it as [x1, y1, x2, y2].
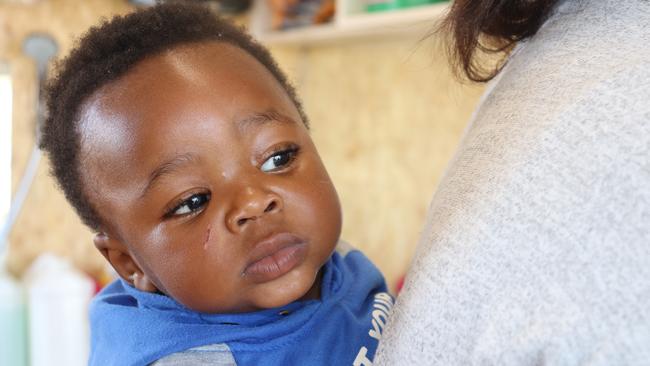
[376, 0, 650, 364]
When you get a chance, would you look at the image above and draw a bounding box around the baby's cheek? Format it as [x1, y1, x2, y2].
[141, 224, 208, 286]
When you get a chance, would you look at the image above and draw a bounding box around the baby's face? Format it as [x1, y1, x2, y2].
[78, 42, 342, 313]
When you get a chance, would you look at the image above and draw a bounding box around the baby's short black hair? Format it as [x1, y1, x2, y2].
[40, 2, 308, 231]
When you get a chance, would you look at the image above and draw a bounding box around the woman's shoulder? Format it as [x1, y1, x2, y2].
[494, 0, 649, 103]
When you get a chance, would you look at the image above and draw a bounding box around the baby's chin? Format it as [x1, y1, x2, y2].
[171, 259, 326, 314]
[246, 265, 322, 310]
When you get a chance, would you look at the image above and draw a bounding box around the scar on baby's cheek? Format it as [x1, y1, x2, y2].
[203, 227, 211, 250]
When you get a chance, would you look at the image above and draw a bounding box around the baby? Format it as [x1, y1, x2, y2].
[40, 3, 391, 366]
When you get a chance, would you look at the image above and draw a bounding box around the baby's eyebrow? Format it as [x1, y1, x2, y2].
[140, 153, 198, 198]
[236, 109, 297, 133]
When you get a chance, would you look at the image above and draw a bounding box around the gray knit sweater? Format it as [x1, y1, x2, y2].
[374, 0, 650, 364]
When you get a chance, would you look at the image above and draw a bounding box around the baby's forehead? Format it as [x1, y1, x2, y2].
[78, 41, 287, 137]
[76, 41, 302, 187]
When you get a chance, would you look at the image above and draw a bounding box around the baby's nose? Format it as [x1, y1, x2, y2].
[225, 187, 283, 233]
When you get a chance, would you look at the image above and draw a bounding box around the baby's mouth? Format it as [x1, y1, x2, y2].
[242, 232, 308, 283]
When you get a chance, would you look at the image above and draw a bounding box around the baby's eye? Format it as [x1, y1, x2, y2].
[167, 193, 211, 217]
[260, 147, 299, 173]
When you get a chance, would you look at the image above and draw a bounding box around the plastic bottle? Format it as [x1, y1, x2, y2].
[0, 253, 28, 366]
[25, 253, 95, 366]
[365, 0, 447, 12]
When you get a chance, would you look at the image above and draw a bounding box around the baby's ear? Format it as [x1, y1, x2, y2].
[93, 232, 158, 293]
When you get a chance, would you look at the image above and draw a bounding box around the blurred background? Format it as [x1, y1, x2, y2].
[0, 0, 483, 364]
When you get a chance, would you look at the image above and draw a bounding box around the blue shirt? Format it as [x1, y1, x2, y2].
[89, 247, 391, 366]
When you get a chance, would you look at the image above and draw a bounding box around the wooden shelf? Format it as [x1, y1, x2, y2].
[249, 1, 449, 45]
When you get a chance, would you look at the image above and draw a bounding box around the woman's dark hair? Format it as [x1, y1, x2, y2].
[40, 2, 307, 230]
[441, 0, 561, 82]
